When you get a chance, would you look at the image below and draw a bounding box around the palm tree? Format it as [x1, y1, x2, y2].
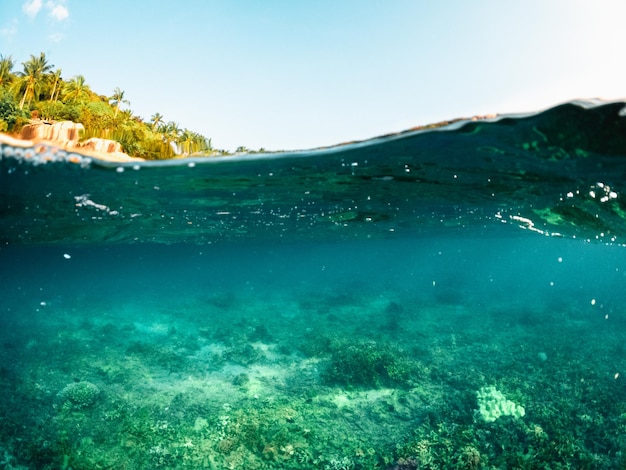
[120, 108, 136, 121]
[48, 68, 63, 101]
[16, 52, 53, 109]
[179, 129, 196, 154]
[163, 121, 181, 140]
[160, 121, 182, 154]
[174, 130, 212, 154]
[110, 87, 129, 117]
[150, 112, 164, 131]
[63, 75, 91, 102]
[190, 131, 211, 152]
[0, 54, 14, 86]
[200, 134, 212, 152]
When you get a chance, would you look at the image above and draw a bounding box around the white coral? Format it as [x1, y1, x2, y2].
[476, 386, 525, 423]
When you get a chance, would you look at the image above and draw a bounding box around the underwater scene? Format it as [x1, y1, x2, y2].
[2, 101, 626, 469]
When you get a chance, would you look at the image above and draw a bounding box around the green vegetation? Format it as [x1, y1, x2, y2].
[0, 52, 229, 159]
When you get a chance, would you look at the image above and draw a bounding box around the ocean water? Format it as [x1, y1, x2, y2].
[1, 101, 626, 469]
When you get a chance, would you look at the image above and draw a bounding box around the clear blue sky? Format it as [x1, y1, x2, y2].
[1, 1, 625, 151]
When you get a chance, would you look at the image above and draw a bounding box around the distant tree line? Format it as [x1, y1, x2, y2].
[0, 52, 229, 159]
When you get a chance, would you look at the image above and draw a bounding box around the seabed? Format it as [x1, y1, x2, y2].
[1, 239, 625, 469]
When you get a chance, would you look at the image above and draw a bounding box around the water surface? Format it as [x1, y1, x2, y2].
[1, 101, 626, 469]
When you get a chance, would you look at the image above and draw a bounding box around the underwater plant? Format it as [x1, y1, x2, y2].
[57, 381, 100, 410]
[322, 339, 421, 389]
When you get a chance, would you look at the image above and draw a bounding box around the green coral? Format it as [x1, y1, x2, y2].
[322, 339, 421, 389]
[58, 381, 100, 410]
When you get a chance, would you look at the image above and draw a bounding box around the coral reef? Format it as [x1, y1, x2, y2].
[2, 266, 626, 469]
[322, 339, 422, 389]
[57, 381, 100, 410]
[475, 386, 525, 423]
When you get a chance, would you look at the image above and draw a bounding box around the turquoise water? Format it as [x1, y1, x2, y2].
[2, 101, 626, 469]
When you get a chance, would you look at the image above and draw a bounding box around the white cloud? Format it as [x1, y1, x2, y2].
[22, 0, 69, 22]
[22, 0, 43, 18]
[48, 32, 64, 42]
[0, 19, 19, 40]
[47, 3, 69, 21]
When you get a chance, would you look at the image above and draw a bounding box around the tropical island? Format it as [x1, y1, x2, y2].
[0, 52, 263, 160]
[1, 52, 505, 164]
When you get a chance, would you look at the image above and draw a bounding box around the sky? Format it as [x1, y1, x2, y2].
[1, 0, 625, 151]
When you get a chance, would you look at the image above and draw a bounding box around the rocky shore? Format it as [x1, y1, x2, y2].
[1, 120, 144, 163]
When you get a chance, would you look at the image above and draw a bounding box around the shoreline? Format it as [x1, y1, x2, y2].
[0, 132, 144, 163]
